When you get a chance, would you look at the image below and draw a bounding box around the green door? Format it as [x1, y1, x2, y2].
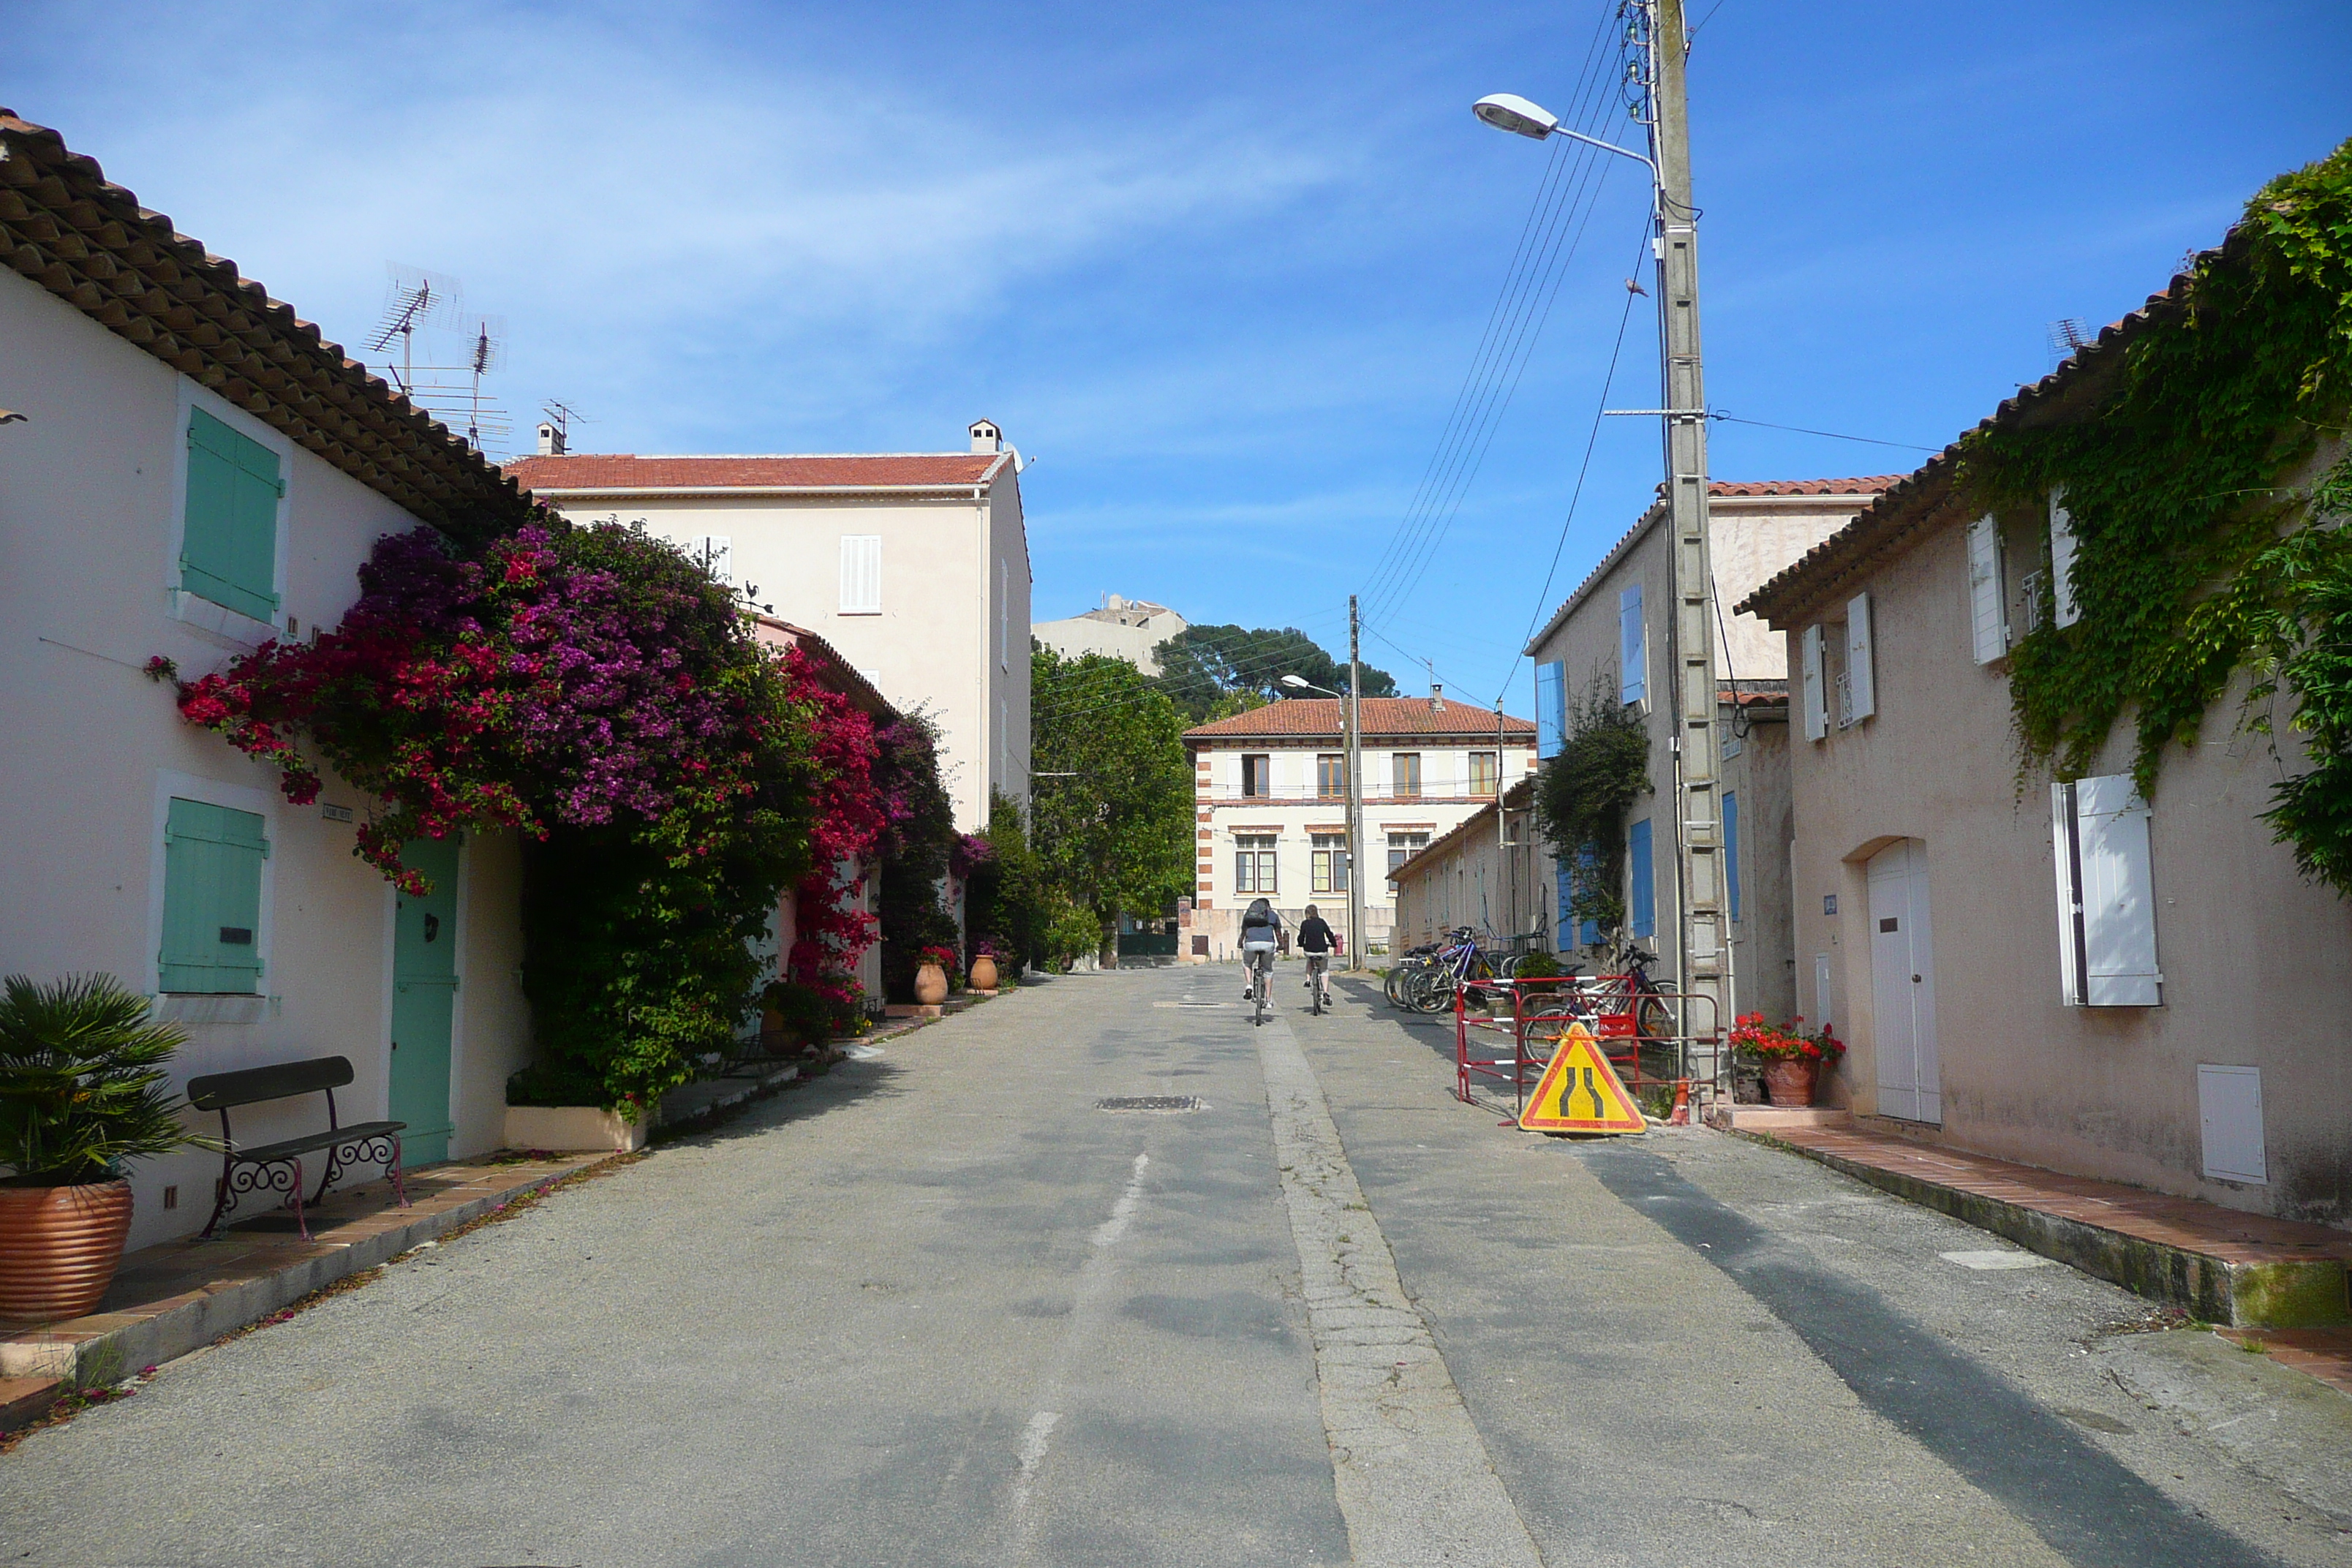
[389, 837, 461, 1166]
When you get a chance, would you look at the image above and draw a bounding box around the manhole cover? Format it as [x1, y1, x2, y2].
[1096, 1096, 1203, 1113]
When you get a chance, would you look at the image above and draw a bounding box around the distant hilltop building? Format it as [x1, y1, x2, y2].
[1033, 594, 1187, 674]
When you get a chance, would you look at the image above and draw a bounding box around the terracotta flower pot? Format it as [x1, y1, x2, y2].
[914, 962, 949, 1006]
[0, 1179, 135, 1326]
[969, 954, 1000, 992]
[1761, 1058, 1820, 1108]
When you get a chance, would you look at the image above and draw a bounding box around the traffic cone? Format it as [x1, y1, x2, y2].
[1668, 1079, 1691, 1126]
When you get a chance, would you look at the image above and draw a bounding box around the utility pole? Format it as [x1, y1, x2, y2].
[1346, 595, 1366, 971]
[1647, 0, 1727, 1090]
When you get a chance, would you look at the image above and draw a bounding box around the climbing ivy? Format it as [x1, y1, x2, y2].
[1959, 137, 2352, 894]
[1534, 671, 1652, 935]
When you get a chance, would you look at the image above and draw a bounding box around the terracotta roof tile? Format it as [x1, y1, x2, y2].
[505, 453, 1007, 493]
[1708, 476, 1907, 497]
[1185, 697, 1535, 742]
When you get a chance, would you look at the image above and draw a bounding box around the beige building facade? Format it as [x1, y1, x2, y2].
[1032, 594, 1186, 674]
[1182, 696, 1537, 960]
[1386, 781, 1544, 954]
[1522, 480, 1888, 1023]
[1742, 320, 2349, 1226]
[0, 113, 539, 1247]
[510, 423, 1031, 832]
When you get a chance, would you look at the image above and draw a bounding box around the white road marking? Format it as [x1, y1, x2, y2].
[1009, 1151, 1151, 1561]
[1255, 1012, 1547, 1568]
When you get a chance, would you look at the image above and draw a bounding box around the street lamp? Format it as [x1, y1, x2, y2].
[1281, 674, 1365, 973]
[1471, 94, 1657, 181]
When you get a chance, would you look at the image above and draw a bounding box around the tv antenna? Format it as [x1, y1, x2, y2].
[368, 264, 459, 396]
[2046, 317, 2091, 368]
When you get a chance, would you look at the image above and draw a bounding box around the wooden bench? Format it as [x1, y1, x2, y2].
[184, 1057, 408, 1240]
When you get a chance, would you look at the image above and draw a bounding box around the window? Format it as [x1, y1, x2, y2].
[1387, 831, 1430, 875]
[1618, 584, 1646, 706]
[1843, 592, 1875, 723]
[1316, 753, 1347, 797]
[1723, 791, 1741, 922]
[1967, 514, 2008, 663]
[1241, 754, 1271, 798]
[2048, 487, 2081, 629]
[1235, 834, 1277, 894]
[1392, 753, 1422, 799]
[181, 407, 283, 622]
[159, 797, 268, 994]
[1801, 624, 1828, 742]
[1627, 818, 1655, 939]
[690, 535, 733, 586]
[840, 535, 882, 614]
[2051, 774, 2160, 1006]
[1572, 845, 1602, 946]
[1312, 833, 1350, 894]
[1535, 661, 1567, 758]
[1468, 751, 1499, 797]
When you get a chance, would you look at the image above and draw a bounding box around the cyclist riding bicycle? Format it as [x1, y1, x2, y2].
[1240, 897, 1282, 1009]
[1296, 905, 1335, 1011]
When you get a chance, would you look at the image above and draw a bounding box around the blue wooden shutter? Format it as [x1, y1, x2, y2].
[1722, 791, 1741, 922]
[1627, 818, 1655, 938]
[182, 409, 283, 622]
[1618, 587, 1646, 705]
[1572, 845, 1602, 946]
[159, 798, 268, 993]
[1536, 661, 1566, 758]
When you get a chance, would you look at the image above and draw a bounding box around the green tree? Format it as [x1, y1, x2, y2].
[1032, 647, 1194, 965]
[1533, 671, 1652, 938]
[1150, 624, 1395, 722]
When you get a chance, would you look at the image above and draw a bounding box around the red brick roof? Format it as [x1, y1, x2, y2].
[1186, 697, 1535, 742]
[1709, 476, 1907, 497]
[505, 453, 1009, 493]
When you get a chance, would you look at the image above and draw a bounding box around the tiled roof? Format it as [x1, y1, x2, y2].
[505, 453, 1009, 493]
[1735, 247, 2225, 627]
[0, 110, 532, 542]
[1185, 697, 1535, 742]
[1523, 477, 1893, 655]
[750, 617, 894, 718]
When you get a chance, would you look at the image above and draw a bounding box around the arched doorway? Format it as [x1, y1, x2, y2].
[1867, 839, 1940, 1123]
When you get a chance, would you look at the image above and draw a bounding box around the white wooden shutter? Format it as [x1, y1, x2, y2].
[693, 535, 734, 586]
[2068, 774, 2161, 1006]
[1844, 592, 1875, 722]
[2051, 782, 2085, 1006]
[2048, 487, 2080, 629]
[1967, 515, 2006, 663]
[1800, 624, 1828, 741]
[839, 535, 882, 614]
[1618, 584, 1646, 706]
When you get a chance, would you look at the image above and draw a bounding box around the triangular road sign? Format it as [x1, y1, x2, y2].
[1520, 1022, 1646, 1134]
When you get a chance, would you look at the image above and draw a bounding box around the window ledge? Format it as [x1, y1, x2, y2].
[151, 993, 277, 1025]
[170, 590, 278, 648]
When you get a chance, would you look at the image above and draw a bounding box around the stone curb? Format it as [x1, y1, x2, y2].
[1738, 1130, 2350, 1329]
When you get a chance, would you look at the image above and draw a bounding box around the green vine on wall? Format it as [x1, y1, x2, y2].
[1534, 671, 1652, 935]
[1959, 137, 2352, 894]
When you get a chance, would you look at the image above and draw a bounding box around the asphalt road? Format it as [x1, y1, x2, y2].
[2, 965, 2345, 1567]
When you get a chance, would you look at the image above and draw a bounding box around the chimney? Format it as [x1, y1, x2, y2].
[969, 418, 1002, 454]
[1431, 682, 1444, 713]
[535, 421, 565, 456]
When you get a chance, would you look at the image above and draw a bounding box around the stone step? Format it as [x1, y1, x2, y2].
[0, 1375, 64, 1433]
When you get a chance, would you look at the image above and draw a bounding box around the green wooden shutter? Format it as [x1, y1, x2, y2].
[181, 408, 283, 622]
[159, 798, 268, 993]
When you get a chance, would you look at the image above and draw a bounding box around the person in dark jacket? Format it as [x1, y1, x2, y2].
[1240, 897, 1281, 1003]
[1296, 905, 1335, 1009]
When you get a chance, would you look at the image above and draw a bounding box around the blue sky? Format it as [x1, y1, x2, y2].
[10, 1, 2348, 712]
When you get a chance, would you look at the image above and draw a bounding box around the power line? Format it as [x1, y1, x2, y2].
[1708, 412, 1940, 453]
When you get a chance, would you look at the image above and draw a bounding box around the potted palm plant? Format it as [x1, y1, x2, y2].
[0, 974, 220, 1324]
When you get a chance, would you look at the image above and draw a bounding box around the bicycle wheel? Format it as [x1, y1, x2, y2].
[1407, 968, 1454, 1014]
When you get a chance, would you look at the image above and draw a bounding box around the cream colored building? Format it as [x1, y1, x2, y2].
[508, 423, 1032, 832]
[1032, 595, 1186, 674]
[0, 112, 538, 1246]
[1523, 479, 1890, 1024]
[1740, 310, 2349, 1226]
[1182, 696, 1537, 959]
[1387, 780, 1544, 953]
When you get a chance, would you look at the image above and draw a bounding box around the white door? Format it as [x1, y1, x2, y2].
[1868, 840, 1941, 1123]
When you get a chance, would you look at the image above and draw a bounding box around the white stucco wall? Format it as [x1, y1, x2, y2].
[540, 481, 1030, 832]
[0, 268, 533, 1247]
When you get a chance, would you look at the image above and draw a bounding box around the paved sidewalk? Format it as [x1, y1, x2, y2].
[1747, 1123, 2352, 1328]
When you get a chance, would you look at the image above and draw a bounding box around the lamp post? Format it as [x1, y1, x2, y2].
[1281, 674, 1365, 971]
[1475, 0, 1730, 1090]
